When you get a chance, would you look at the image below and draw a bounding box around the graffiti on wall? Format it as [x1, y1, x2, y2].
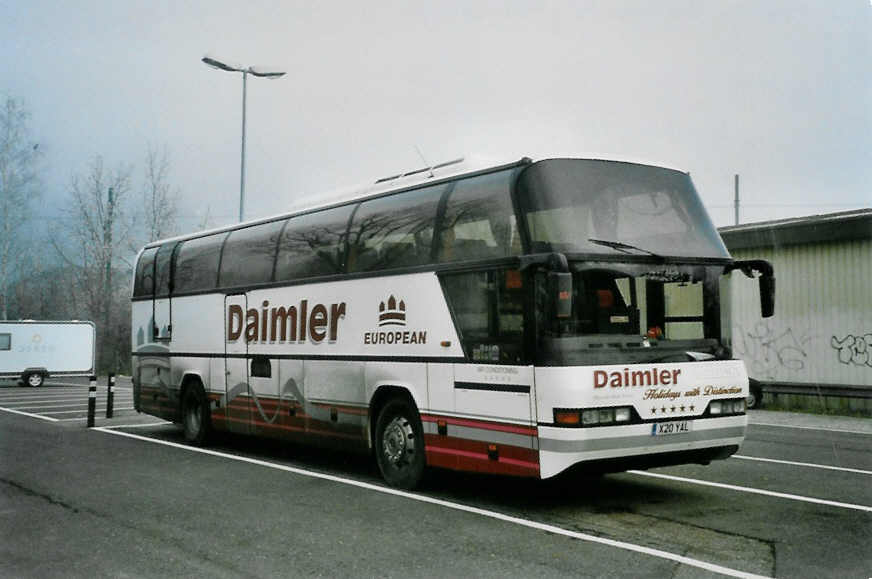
[733, 321, 813, 380]
[831, 333, 872, 368]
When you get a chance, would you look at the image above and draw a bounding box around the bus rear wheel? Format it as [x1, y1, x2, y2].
[182, 383, 211, 445]
[374, 398, 426, 490]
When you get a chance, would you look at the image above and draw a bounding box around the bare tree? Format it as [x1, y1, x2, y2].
[54, 156, 133, 371]
[140, 144, 179, 243]
[0, 97, 41, 319]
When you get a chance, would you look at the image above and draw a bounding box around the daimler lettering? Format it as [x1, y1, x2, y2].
[227, 300, 346, 344]
[594, 367, 682, 388]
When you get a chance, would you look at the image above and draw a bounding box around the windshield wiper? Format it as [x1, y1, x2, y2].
[587, 238, 663, 258]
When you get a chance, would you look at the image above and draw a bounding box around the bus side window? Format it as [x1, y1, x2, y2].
[436, 170, 519, 263]
[154, 243, 177, 298]
[441, 269, 525, 364]
[275, 205, 355, 281]
[218, 220, 285, 289]
[133, 247, 158, 297]
[174, 233, 226, 294]
[347, 184, 441, 272]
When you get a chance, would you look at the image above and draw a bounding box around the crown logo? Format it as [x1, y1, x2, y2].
[378, 295, 406, 326]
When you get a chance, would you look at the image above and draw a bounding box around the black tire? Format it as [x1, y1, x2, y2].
[374, 397, 426, 490]
[182, 383, 211, 445]
[747, 381, 763, 409]
[24, 373, 44, 387]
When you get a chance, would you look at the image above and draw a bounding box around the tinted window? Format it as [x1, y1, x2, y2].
[154, 243, 177, 298]
[347, 185, 443, 272]
[0, 333, 10, 350]
[133, 247, 158, 297]
[441, 268, 526, 363]
[436, 169, 520, 263]
[516, 159, 730, 258]
[175, 233, 227, 294]
[275, 205, 355, 280]
[219, 220, 286, 288]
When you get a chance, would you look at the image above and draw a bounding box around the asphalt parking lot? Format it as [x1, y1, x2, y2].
[1, 378, 870, 578]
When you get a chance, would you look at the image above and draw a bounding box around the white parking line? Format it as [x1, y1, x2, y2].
[8, 399, 132, 408]
[628, 470, 872, 513]
[750, 422, 871, 436]
[0, 394, 91, 401]
[0, 406, 59, 422]
[93, 427, 769, 579]
[734, 454, 872, 476]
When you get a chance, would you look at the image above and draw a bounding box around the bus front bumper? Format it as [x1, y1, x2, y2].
[537, 414, 747, 479]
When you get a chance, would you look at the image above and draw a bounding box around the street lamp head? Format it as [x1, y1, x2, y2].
[202, 55, 242, 73]
[248, 68, 286, 79]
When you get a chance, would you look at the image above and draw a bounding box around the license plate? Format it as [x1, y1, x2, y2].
[652, 420, 692, 436]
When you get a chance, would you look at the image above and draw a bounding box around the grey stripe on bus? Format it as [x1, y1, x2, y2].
[538, 427, 745, 453]
[422, 421, 536, 450]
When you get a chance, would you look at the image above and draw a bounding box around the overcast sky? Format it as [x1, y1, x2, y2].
[2, 0, 869, 233]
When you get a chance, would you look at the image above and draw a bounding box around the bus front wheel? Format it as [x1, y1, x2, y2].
[374, 398, 426, 490]
[182, 383, 211, 445]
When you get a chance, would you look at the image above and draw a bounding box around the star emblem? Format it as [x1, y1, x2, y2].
[661, 407, 667, 413]
[652, 408, 657, 414]
[680, 405, 686, 412]
[670, 406, 676, 412]
[689, 405, 695, 411]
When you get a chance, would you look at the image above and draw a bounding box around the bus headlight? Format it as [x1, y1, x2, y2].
[582, 409, 600, 425]
[615, 407, 631, 422]
[708, 398, 746, 416]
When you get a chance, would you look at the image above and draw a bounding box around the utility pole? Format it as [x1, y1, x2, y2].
[734, 174, 740, 225]
[104, 187, 114, 372]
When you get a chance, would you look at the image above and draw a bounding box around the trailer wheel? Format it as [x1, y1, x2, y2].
[374, 397, 426, 490]
[182, 383, 211, 445]
[25, 373, 44, 388]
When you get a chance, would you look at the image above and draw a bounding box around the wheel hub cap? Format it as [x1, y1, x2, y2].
[383, 417, 414, 465]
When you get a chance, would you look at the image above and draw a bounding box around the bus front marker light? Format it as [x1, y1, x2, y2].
[581, 409, 599, 425]
[598, 409, 614, 424]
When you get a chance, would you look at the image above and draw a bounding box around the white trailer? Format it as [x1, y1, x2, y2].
[0, 321, 96, 387]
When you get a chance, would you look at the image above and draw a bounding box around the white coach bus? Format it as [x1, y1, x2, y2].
[131, 157, 774, 489]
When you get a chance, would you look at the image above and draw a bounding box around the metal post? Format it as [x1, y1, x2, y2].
[106, 373, 115, 418]
[87, 375, 97, 427]
[239, 70, 247, 223]
[734, 174, 740, 225]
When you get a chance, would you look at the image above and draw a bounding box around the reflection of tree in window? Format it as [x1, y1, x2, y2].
[347, 193, 437, 272]
[276, 206, 354, 280]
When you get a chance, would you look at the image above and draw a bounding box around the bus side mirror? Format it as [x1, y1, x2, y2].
[549, 272, 573, 319]
[760, 274, 775, 318]
[725, 259, 775, 319]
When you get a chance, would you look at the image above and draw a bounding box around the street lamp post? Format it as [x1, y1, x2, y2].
[202, 55, 285, 222]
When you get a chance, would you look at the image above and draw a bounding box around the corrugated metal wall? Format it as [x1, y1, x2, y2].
[728, 239, 872, 388]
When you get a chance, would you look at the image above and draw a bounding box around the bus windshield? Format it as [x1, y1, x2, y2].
[535, 262, 727, 366]
[516, 159, 730, 259]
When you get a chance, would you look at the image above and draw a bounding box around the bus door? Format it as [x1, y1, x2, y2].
[224, 294, 251, 434]
[442, 269, 536, 470]
[453, 364, 535, 426]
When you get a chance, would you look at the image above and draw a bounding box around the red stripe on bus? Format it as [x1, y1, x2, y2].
[425, 445, 539, 477]
[424, 434, 539, 477]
